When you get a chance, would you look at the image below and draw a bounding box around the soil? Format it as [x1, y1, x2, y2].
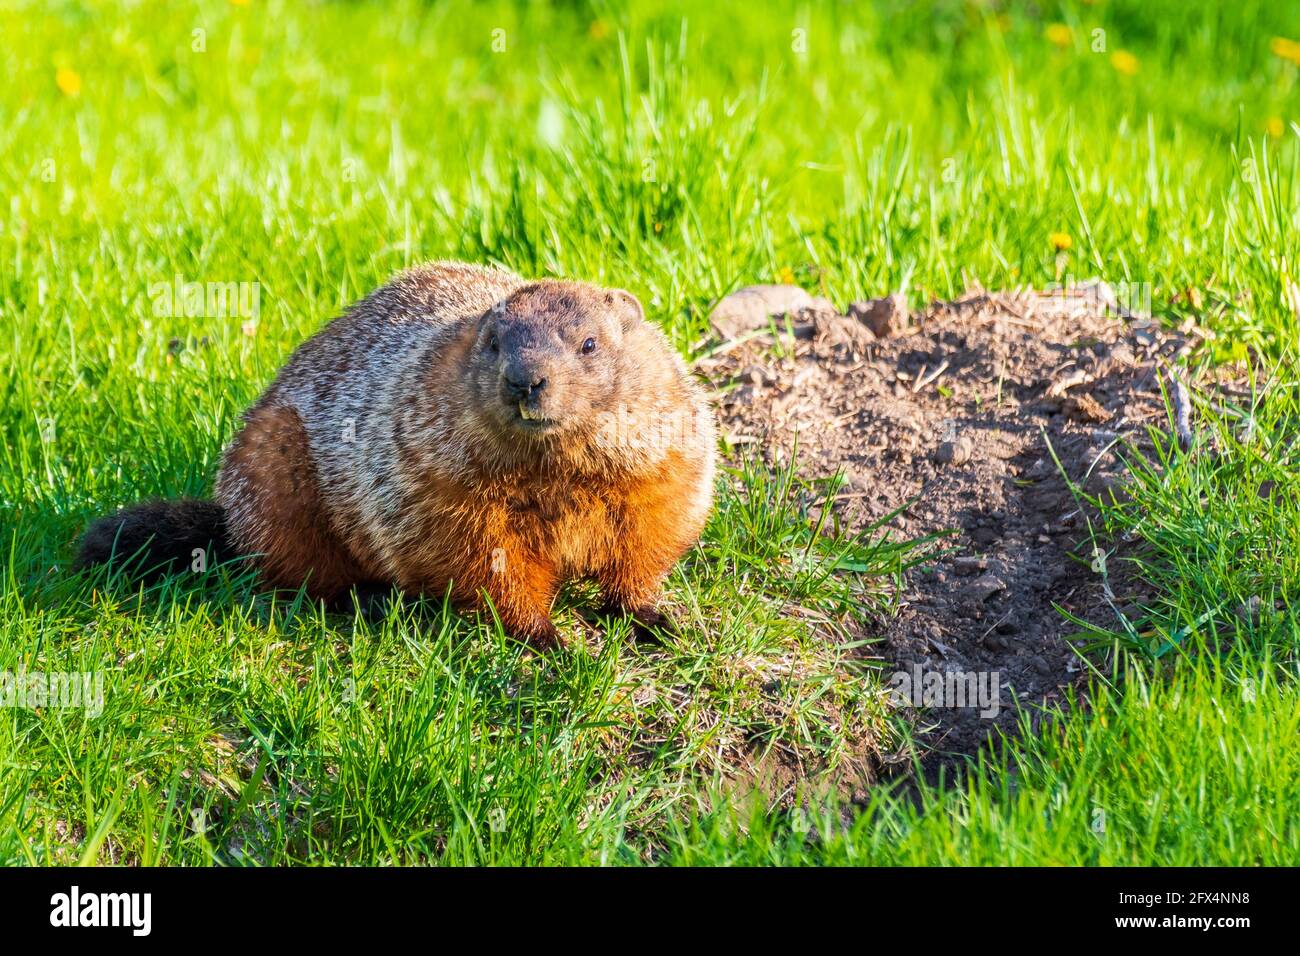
[701, 286, 1213, 768]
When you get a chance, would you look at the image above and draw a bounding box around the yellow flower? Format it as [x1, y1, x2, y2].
[230, 0, 250, 6]
[1111, 50, 1140, 76]
[1045, 23, 1072, 48]
[1049, 232, 1073, 252]
[588, 19, 609, 40]
[777, 266, 796, 285]
[1267, 116, 1285, 138]
[55, 67, 82, 97]
[1270, 36, 1300, 67]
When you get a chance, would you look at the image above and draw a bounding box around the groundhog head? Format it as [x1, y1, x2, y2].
[468, 280, 647, 438]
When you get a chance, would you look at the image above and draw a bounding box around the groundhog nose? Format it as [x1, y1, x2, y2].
[504, 374, 547, 401]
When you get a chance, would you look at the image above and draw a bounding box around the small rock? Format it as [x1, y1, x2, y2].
[709, 284, 834, 340]
[1132, 324, 1159, 348]
[812, 312, 875, 351]
[934, 437, 973, 465]
[848, 293, 910, 338]
[967, 574, 1006, 602]
[952, 555, 988, 576]
[1107, 343, 1135, 367]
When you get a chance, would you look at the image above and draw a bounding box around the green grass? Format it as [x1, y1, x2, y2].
[2, 0, 1300, 865]
[660, 657, 1300, 865]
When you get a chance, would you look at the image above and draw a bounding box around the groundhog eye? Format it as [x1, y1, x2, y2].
[488, 334, 499, 352]
[581, 337, 597, 355]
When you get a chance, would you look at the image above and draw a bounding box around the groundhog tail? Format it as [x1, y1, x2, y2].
[75, 499, 231, 581]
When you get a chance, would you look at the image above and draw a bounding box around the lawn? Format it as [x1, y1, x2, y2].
[1, 0, 1298, 865]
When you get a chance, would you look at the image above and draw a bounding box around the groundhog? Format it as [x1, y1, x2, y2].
[77, 261, 717, 648]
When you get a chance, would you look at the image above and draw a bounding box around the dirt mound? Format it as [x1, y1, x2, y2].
[702, 287, 1205, 764]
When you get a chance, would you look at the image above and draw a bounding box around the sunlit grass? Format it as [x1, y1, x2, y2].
[2, 0, 1299, 864]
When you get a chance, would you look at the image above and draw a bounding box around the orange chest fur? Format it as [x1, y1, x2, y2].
[419, 456, 686, 575]
[498, 483, 615, 573]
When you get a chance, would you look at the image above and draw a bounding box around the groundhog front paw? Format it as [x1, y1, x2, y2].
[597, 602, 679, 643]
[506, 617, 565, 652]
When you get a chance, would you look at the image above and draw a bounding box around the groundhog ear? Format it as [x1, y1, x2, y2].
[606, 289, 645, 328]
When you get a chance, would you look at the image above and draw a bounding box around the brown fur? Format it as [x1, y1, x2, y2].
[207, 262, 716, 647]
[217, 403, 386, 597]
